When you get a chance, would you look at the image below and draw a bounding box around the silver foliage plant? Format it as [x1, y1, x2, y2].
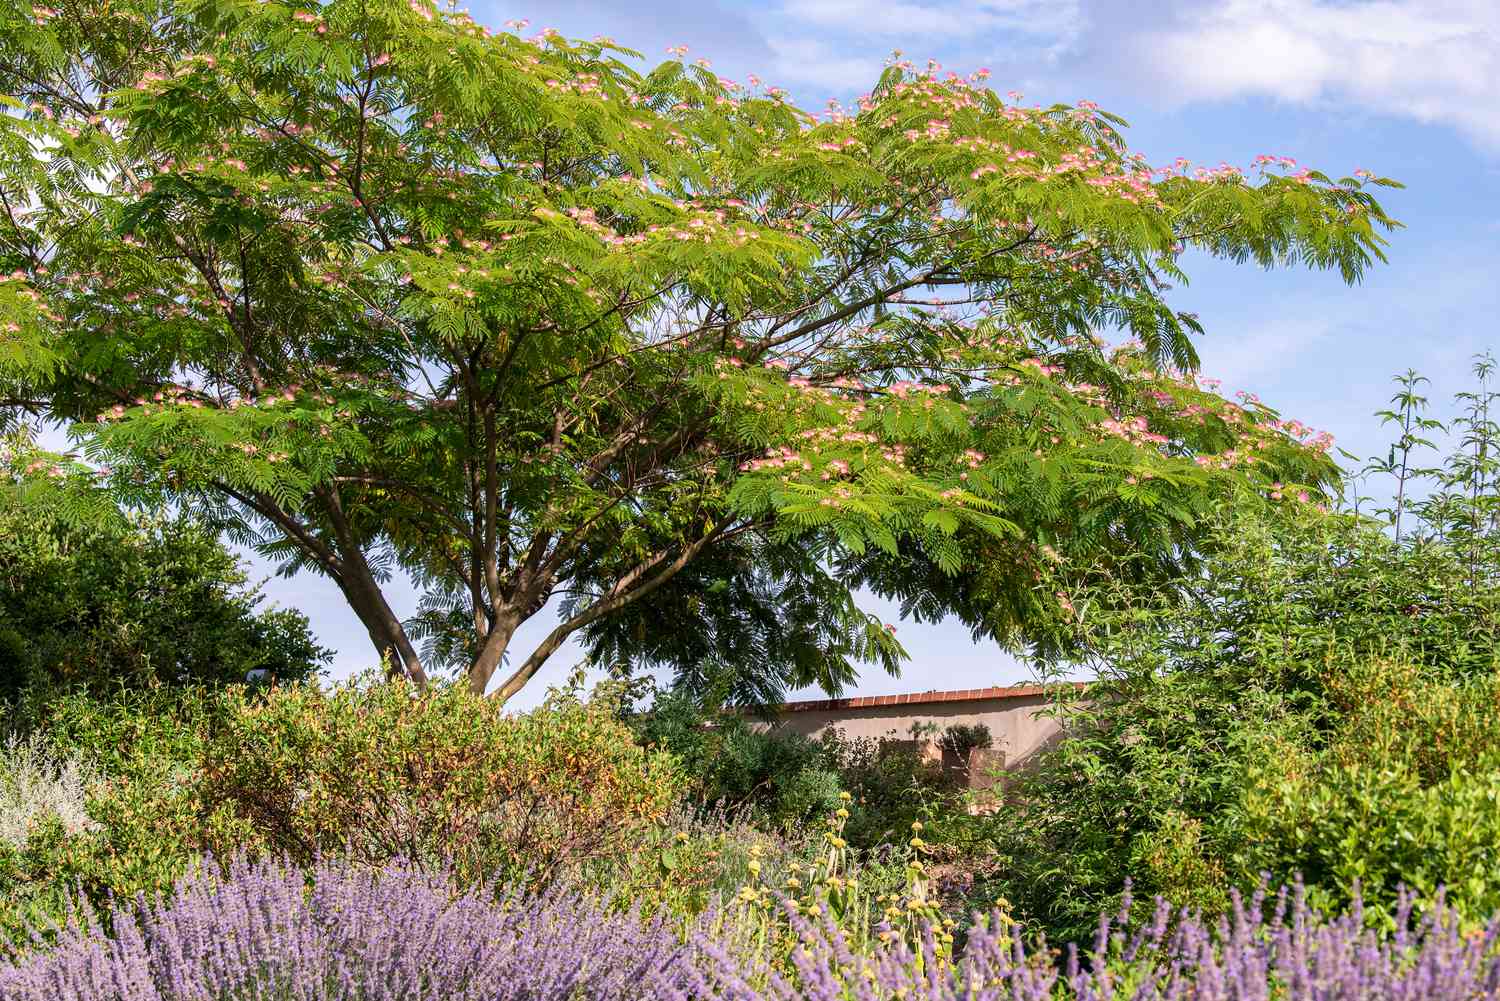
[0, 734, 98, 848]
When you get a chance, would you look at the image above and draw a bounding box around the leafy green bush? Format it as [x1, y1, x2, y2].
[630, 688, 958, 843]
[0, 477, 328, 701]
[630, 688, 843, 830]
[0, 688, 239, 946]
[197, 679, 685, 886]
[0, 680, 687, 944]
[1237, 659, 1500, 922]
[819, 729, 956, 850]
[977, 500, 1500, 943]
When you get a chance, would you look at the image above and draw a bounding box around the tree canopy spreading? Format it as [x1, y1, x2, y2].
[0, 0, 1398, 700]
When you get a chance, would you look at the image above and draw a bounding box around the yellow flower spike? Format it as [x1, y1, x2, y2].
[747, 860, 761, 877]
[675, 831, 689, 843]
[840, 790, 852, 801]
[806, 904, 822, 917]
[911, 820, 923, 832]
[909, 836, 925, 848]
[836, 808, 850, 819]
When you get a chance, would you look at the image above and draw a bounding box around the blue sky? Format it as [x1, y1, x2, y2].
[255, 0, 1500, 706]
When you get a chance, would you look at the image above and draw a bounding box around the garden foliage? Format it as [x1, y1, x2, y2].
[630, 685, 953, 846]
[0, 680, 684, 941]
[197, 678, 683, 884]
[0, 442, 326, 701]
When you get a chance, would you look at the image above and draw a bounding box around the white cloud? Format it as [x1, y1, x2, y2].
[763, 0, 1081, 90]
[754, 0, 1500, 152]
[780, 0, 1080, 39]
[763, 36, 888, 92]
[1196, 314, 1336, 389]
[1116, 0, 1500, 148]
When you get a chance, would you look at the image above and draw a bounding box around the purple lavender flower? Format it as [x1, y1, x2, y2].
[9, 861, 1500, 1000]
[0, 856, 694, 1000]
[681, 884, 1500, 1000]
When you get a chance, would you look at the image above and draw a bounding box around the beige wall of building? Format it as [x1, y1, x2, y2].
[755, 685, 1076, 771]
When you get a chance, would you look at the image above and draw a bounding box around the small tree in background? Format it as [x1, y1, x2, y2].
[0, 438, 327, 702]
[0, 0, 1396, 701]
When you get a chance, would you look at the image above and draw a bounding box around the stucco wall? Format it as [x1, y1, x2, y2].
[758, 693, 1064, 770]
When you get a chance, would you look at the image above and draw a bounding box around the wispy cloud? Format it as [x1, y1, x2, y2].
[778, 0, 1080, 39]
[762, 36, 888, 93]
[761, 0, 1080, 92]
[485, 1, 1499, 152]
[1099, 0, 1500, 149]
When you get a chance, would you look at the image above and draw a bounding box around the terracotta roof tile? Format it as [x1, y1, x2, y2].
[771, 682, 1086, 714]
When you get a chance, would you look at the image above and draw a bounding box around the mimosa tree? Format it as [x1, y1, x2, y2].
[0, 0, 1396, 700]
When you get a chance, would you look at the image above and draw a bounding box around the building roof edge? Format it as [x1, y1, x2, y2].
[769, 681, 1088, 714]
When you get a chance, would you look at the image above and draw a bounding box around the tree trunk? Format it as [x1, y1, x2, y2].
[334, 561, 428, 686]
[466, 613, 518, 695]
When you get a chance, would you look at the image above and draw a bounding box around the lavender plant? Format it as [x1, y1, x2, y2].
[681, 883, 1500, 1000]
[9, 853, 1500, 1000]
[0, 856, 695, 1000]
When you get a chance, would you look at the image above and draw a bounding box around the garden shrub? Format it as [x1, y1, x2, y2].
[0, 487, 327, 701]
[976, 504, 1500, 943]
[630, 688, 844, 830]
[0, 680, 686, 944]
[0, 735, 97, 848]
[819, 729, 956, 850]
[0, 688, 243, 946]
[196, 679, 685, 886]
[632, 687, 959, 845]
[1236, 658, 1500, 922]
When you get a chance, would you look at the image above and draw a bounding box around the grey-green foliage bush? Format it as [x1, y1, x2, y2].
[0, 455, 329, 701]
[0, 734, 98, 848]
